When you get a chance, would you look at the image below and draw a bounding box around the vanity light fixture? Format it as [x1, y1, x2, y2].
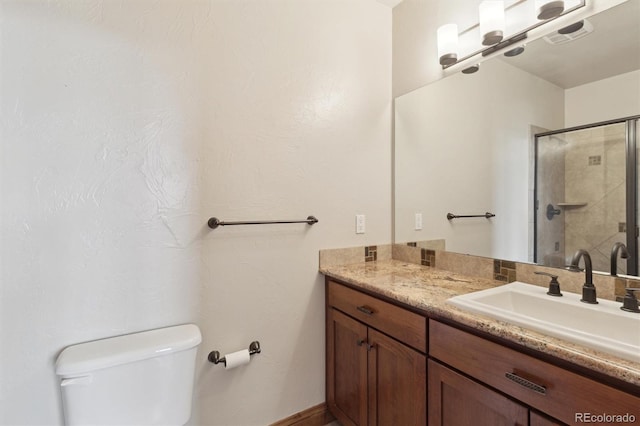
[437, 0, 584, 70]
[479, 1, 506, 45]
[437, 23, 459, 66]
[536, 0, 565, 20]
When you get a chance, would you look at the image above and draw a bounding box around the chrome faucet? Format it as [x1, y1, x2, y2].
[570, 249, 598, 304]
[610, 242, 629, 276]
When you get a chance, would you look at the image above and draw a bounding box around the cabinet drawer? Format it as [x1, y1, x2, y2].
[327, 280, 426, 352]
[429, 320, 640, 425]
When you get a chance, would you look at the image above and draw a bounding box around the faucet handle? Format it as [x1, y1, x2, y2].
[621, 288, 640, 313]
[534, 271, 563, 297]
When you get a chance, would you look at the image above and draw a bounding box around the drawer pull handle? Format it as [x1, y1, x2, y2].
[357, 339, 365, 346]
[357, 305, 375, 315]
[505, 372, 547, 395]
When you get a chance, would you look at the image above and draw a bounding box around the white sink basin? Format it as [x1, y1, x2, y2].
[448, 282, 640, 363]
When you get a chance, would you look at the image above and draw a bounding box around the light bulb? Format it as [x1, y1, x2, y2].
[437, 24, 459, 66]
[479, 1, 505, 46]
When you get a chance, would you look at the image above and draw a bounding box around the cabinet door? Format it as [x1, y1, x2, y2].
[428, 359, 528, 426]
[327, 309, 368, 426]
[368, 328, 426, 426]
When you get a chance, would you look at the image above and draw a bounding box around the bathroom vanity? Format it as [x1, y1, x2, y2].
[323, 260, 640, 426]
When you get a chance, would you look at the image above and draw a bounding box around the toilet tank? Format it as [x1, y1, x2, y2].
[55, 324, 202, 426]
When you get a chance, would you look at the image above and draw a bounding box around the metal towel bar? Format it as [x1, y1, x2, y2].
[447, 212, 495, 220]
[208, 215, 318, 229]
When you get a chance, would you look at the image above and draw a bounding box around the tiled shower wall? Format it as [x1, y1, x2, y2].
[563, 124, 627, 273]
[537, 122, 627, 274]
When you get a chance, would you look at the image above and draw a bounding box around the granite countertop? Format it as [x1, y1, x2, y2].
[320, 259, 640, 388]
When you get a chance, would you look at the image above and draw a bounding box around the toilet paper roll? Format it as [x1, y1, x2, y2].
[224, 349, 251, 369]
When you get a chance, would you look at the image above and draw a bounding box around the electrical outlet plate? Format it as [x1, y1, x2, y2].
[415, 213, 423, 230]
[356, 214, 365, 234]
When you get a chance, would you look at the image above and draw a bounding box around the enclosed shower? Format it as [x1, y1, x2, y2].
[535, 116, 640, 276]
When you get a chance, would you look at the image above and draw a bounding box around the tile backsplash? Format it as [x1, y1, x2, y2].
[421, 249, 436, 267]
[365, 245, 378, 262]
[494, 259, 517, 282]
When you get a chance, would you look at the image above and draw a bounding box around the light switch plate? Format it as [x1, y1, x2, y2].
[415, 213, 423, 230]
[356, 214, 365, 234]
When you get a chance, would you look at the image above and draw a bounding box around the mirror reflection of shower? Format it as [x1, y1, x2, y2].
[534, 117, 639, 275]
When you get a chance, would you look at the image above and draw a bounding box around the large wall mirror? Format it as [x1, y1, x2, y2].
[394, 0, 640, 275]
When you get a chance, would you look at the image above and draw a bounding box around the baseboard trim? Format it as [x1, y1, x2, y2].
[270, 403, 336, 426]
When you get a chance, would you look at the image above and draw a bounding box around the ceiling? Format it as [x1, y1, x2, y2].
[500, 0, 640, 88]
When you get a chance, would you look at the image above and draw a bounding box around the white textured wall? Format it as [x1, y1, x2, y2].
[565, 70, 640, 127]
[0, 1, 392, 425]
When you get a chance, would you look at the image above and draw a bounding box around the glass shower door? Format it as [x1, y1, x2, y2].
[535, 119, 636, 275]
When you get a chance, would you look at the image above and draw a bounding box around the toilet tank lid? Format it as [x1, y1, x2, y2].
[55, 324, 202, 376]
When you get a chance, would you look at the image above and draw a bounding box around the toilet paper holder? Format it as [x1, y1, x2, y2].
[208, 341, 261, 366]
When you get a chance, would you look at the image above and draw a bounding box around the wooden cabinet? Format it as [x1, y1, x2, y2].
[428, 359, 528, 426]
[326, 281, 426, 426]
[327, 309, 368, 426]
[429, 320, 640, 426]
[429, 358, 568, 426]
[325, 277, 640, 426]
[367, 328, 426, 425]
[327, 280, 426, 352]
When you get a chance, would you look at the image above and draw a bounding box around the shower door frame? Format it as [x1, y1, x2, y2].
[534, 114, 640, 276]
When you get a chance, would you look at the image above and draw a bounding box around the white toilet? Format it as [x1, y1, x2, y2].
[55, 324, 202, 426]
